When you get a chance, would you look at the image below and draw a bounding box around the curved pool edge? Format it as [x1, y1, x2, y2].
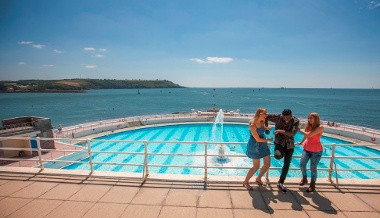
[55, 113, 380, 145]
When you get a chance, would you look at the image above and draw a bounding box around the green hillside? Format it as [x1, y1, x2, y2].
[0, 79, 185, 92]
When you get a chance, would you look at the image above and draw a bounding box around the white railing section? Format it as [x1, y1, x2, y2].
[1, 137, 379, 187]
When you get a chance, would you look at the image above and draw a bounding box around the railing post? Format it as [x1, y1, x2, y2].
[87, 139, 94, 174]
[143, 140, 149, 180]
[204, 142, 208, 188]
[328, 143, 336, 181]
[36, 137, 44, 171]
[265, 143, 270, 181]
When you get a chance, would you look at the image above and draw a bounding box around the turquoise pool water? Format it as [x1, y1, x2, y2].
[60, 123, 380, 179]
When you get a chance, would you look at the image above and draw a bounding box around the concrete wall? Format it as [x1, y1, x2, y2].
[324, 127, 379, 144]
[1, 138, 31, 157]
[141, 117, 211, 125]
[1, 116, 55, 149]
[67, 116, 378, 145]
[34, 118, 55, 149]
[72, 123, 130, 138]
[141, 117, 251, 125]
[70, 117, 229, 138]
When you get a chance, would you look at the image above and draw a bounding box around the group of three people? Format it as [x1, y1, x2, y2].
[243, 108, 324, 193]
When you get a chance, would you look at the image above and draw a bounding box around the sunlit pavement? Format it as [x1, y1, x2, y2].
[0, 168, 379, 218]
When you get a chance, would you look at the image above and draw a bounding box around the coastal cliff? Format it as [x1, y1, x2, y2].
[0, 79, 184, 93]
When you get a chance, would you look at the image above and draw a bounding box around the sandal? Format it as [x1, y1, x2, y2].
[256, 179, 267, 187]
[243, 182, 253, 191]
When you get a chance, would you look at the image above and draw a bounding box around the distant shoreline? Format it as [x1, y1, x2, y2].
[0, 90, 86, 93]
[0, 79, 185, 93]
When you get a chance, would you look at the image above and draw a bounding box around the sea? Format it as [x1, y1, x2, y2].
[1, 88, 379, 130]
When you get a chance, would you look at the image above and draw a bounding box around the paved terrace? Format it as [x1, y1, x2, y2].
[0, 168, 379, 218]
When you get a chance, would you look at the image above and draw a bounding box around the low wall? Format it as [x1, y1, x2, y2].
[72, 123, 129, 138]
[324, 127, 379, 144]
[225, 117, 250, 123]
[63, 115, 379, 145]
[142, 117, 211, 125]
[68, 116, 241, 139]
[1, 138, 32, 157]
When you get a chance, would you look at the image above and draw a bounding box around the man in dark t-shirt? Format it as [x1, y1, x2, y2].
[265, 109, 300, 192]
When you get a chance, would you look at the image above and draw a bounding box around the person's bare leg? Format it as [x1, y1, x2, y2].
[243, 159, 260, 189]
[256, 155, 270, 185]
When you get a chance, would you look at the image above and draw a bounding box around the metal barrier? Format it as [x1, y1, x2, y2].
[1, 136, 379, 187]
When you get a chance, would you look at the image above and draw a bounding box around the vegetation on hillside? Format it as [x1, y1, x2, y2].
[0, 79, 185, 92]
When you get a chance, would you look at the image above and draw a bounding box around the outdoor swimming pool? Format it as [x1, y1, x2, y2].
[60, 123, 380, 179]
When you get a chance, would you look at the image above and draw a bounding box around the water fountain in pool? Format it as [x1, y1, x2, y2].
[210, 109, 230, 163]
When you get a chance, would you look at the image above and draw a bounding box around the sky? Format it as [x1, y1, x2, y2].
[0, 0, 380, 88]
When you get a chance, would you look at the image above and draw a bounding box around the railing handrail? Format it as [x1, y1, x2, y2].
[1, 136, 380, 187]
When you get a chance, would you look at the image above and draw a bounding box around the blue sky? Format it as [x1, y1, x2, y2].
[0, 0, 379, 88]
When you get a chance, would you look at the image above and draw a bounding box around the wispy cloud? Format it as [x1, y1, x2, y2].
[84, 47, 96, 51]
[53, 49, 63, 54]
[368, 0, 380, 9]
[18, 61, 26, 65]
[190, 57, 233, 64]
[84, 65, 97, 68]
[43, 64, 54, 67]
[18, 41, 33, 45]
[32, 44, 45, 49]
[99, 48, 107, 52]
[93, 54, 104, 58]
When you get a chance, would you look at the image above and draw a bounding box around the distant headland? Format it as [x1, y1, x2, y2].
[0, 79, 185, 93]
